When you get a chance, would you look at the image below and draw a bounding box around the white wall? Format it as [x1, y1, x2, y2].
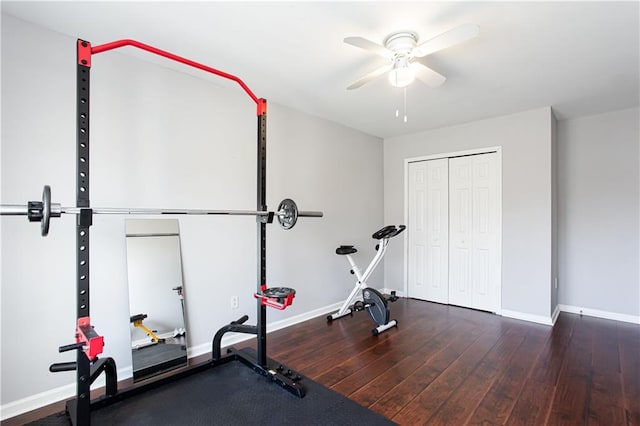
[383, 107, 555, 321]
[0, 15, 383, 413]
[557, 107, 639, 319]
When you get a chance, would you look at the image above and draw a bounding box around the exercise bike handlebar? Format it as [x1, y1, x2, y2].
[371, 225, 406, 240]
[390, 225, 406, 238]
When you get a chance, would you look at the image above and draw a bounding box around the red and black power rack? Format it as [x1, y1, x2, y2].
[48, 39, 305, 426]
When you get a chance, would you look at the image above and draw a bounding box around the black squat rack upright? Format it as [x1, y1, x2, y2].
[43, 38, 314, 426]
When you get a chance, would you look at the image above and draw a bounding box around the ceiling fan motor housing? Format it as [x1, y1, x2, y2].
[384, 31, 418, 57]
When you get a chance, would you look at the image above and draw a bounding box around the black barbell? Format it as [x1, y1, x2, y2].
[1, 185, 323, 236]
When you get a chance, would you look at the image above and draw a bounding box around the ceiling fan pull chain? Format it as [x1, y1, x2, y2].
[403, 87, 408, 123]
[394, 87, 408, 122]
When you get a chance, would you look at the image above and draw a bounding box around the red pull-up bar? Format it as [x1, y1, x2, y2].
[80, 39, 265, 115]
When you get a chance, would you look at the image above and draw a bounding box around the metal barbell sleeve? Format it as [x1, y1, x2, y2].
[1, 205, 31, 215]
[293, 211, 323, 218]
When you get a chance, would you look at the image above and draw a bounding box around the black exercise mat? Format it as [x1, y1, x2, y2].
[28, 360, 395, 425]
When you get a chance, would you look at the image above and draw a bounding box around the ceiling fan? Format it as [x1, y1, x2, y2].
[344, 24, 479, 90]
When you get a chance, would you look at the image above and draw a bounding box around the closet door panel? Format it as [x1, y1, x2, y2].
[408, 159, 449, 303]
[408, 161, 429, 301]
[448, 156, 473, 308]
[471, 152, 499, 311]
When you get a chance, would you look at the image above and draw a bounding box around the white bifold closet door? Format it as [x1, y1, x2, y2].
[408, 152, 500, 312]
[408, 158, 449, 303]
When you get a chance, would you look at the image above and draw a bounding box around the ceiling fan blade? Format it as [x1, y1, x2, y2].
[413, 60, 446, 87]
[347, 64, 393, 90]
[344, 36, 393, 59]
[412, 24, 479, 58]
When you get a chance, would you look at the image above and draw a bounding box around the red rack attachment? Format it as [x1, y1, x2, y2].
[254, 285, 296, 310]
[76, 317, 104, 361]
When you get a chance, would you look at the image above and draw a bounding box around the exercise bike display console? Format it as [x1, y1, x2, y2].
[328, 225, 406, 335]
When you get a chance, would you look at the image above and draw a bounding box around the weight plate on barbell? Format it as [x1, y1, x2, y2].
[41, 185, 51, 237]
[277, 198, 298, 230]
[262, 287, 296, 298]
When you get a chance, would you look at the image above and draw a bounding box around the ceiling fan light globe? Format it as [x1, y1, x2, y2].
[388, 66, 415, 88]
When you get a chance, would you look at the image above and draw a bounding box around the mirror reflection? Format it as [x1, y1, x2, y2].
[125, 219, 188, 382]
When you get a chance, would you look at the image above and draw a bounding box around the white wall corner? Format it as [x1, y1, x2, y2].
[551, 304, 561, 324]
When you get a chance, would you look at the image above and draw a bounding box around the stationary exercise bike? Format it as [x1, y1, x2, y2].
[327, 225, 406, 335]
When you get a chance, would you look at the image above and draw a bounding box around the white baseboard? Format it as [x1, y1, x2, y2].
[501, 309, 554, 326]
[0, 364, 133, 421]
[501, 304, 640, 327]
[1, 383, 75, 421]
[1, 301, 343, 421]
[267, 301, 343, 333]
[558, 304, 640, 324]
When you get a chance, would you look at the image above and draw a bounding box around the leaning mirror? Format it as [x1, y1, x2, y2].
[125, 219, 188, 382]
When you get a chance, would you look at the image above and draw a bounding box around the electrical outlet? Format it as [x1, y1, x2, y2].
[231, 295, 239, 309]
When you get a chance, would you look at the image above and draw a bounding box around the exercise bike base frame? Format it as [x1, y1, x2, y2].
[327, 308, 352, 321]
[373, 320, 398, 335]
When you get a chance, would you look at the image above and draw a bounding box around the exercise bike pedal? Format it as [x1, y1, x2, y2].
[352, 300, 365, 312]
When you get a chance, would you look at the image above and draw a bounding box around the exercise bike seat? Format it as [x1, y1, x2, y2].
[129, 314, 147, 323]
[336, 245, 357, 255]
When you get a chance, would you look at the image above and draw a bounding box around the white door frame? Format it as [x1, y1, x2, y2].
[403, 146, 503, 314]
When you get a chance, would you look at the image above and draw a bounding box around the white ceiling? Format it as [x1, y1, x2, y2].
[2, 1, 639, 138]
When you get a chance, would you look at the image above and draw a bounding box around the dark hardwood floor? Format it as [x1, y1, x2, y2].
[267, 298, 639, 425]
[4, 298, 639, 425]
